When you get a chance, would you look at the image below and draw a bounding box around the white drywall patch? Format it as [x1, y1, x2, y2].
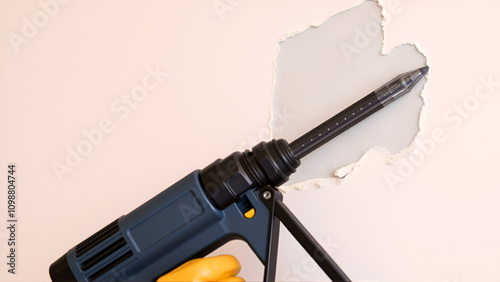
[271, 0, 428, 189]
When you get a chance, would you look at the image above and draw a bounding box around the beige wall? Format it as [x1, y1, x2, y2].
[0, 0, 499, 281]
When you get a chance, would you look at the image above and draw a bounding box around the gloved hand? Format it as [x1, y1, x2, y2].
[157, 255, 245, 282]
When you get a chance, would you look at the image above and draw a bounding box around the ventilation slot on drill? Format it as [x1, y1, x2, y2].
[80, 238, 127, 271]
[74, 218, 135, 280]
[89, 250, 133, 281]
[75, 219, 119, 257]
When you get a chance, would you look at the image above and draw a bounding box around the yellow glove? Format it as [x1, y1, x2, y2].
[157, 255, 245, 282]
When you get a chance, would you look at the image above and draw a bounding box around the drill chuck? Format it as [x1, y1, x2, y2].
[200, 139, 300, 209]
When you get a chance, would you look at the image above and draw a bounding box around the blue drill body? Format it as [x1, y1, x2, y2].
[62, 171, 271, 281]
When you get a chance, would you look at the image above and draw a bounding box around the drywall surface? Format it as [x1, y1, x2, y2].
[271, 1, 427, 187]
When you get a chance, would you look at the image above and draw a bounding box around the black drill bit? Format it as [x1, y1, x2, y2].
[289, 66, 429, 159]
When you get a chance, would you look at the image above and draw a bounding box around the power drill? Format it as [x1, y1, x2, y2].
[49, 67, 427, 281]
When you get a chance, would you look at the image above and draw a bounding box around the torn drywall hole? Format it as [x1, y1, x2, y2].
[270, 0, 428, 189]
